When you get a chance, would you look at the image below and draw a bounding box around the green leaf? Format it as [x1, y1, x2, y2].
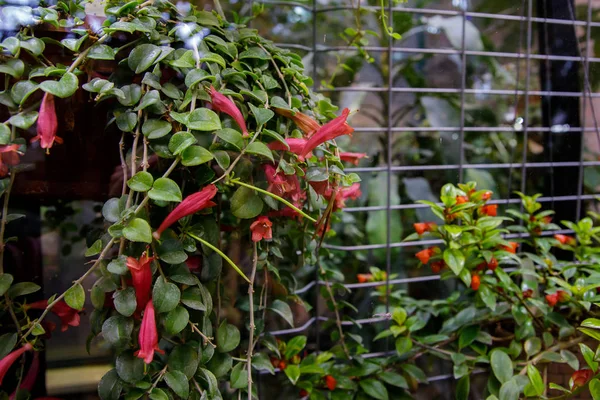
[164, 305, 189, 335]
[116, 351, 144, 384]
[108, 256, 128, 275]
[181, 145, 214, 166]
[65, 283, 85, 310]
[580, 343, 598, 372]
[248, 103, 274, 126]
[0, 58, 25, 78]
[590, 378, 600, 400]
[0, 273, 13, 296]
[239, 46, 270, 60]
[8, 282, 41, 298]
[85, 239, 103, 256]
[0, 124, 11, 145]
[217, 321, 240, 353]
[113, 288, 137, 317]
[498, 378, 519, 400]
[88, 44, 116, 60]
[245, 142, 274, 162]
[284, 336, 307, 359]
[284, 364, 300, 385]
[252, 353, 275, 375]
[142, 119, 172, 139]
[148, 178, 182, 202]
[230, 362, 248, 388]
[395, 336, 413, 354]
[152, 276, 181, 313]
[459, 325, 480, 350]
[61, 35, 87, 52]
[269, 299, 294, 327]
[118, 85, 142, 106]
[359, 378, 389, 400]
[128, 44, 162, 74]
[11, 80, 38, 105]
[134, 90, 160, 111]
[230, 186, 263, 219]
[8, 111, 38, 129]
[379, 371, 408, 389]
[187, 108, 221, 131]
[98, 369, 123, 400]
[149, 388, 168, 400]
[123, 218, 152, 243]
[164, 370, 189, 398]
[490, 350, 513, 384]
[524, 337, 541, 357]
[116, 111, 137, 132]
[168, 131, 197, 155]
[215, 128, 244, 150]
[185, 69, 211, 87]
[581, 318, 600, 329]
[527, 365, 544, 397]
[168, 344, 199, 379]
[0, 333, 17, 359]
[127, 171, 154, 192]
[456, 375, 470, 400]
[200, 52, 226, 68]
[443, 248, 465, 276]
[213, 150, 230, 170]
[39, 72, 79, 98]
[102, 316, 133, 348]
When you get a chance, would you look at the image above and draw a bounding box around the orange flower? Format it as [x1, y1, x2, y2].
[413, 222, 437, 235]
[546, 293, 558, 307]
[557, 290, 570, 303]
[325, 375, 337, 391]
[571, 369, 593, 388]
[250, 216, 273, 242]
[274, 108, 321, 137]
[339, 152, 367, 165]
[415, 247, 438, 264]
[299, 108, 353, 160]
[471, 275, 480, 290]
[455, 196, 468, 204]
[480, 204, 497, 217]
[554, 234, 576, 246]
[278, 360, 287, 370]
[357, 274, 372, 283]
[487, 257, 498, 271]
[482, 191, 492, 201]
[501, 242, 518, 253]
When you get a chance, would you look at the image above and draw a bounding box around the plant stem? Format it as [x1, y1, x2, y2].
[189, 322, 216, 347]
[246, 242, 258, 400]
[21, 238, 117, 342]
[256, 43, 292, 106]
[213, 0, 225, 19]
[321, 273, 350, 359]
[67, 35, 109, 73]
[0, 172, 16, 274]
[188, 233, 250, 283]
[132, 157, 180, 215]
[228, 179, 316, 223]
[517, 336, 584, 375]
[211, 129, 261, 185]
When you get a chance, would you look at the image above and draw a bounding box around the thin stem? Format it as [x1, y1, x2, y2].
[67, 35, 109, 73]
[228, 179, 316, 223]
[211, 129, 261, 185]
[149, 365, 168, 392]
[0, 172, 16, 274]
[126, 108, 144, 209]
[256, 43, 291, 106]
[518, 336, 584, 375]
[321, 273, 350, 359]
[142, 137, 149, 172]
[213, 0, 225, 19]
[189, 322, 216, 347]
[21, 238, 117, 341]
[247, 242, 258, 400]
[132, 158, 180, 215]
[188, 233, 250, 283]
[5, 294, 22, 338]
[412, 339, 477, 361]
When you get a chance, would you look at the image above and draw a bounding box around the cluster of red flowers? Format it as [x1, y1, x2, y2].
[545, 290, 570, 307]
[415, 246, 439, 265]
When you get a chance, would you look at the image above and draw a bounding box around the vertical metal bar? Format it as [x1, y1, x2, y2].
[575, 0, 593, 221]
[457, 4, 468, 183]
[519, 0, 534, 196]
[312, 0, 321, 354]
[384, 0, 393, 346]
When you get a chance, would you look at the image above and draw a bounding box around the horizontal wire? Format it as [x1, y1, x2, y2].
[352, 126, 597, 133]
[346, 161, 600, 173]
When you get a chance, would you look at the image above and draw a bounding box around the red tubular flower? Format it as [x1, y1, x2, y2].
[153, 184, 218, 239]
[523, 289, 533, 299]
[263, 165, 304, 201]
[0, 344, 33, 385]
[480, 204, 497, 217]
[554, 234, 576, 246]
[487, 257, 498, 271]
[126, 253, 154, 313]
[186, 255, 201, 272]
[431, 261, 445, 273]
[557, 290, 570, 303]
[299, 108, 354, 160]
[357, 274, 373, 283]
[135, 300, 164, 364]
[471, 275, 481, 291]
[268, 138, 310, 157]
[299, 389, 309, 397]
[331, 183, 361, 210]
[31, 93, 62, 153]
[268, 207, 301, 220]
[27, 300, 81, 332]
[250, 216, 273, 242]
[414, 222, 437, 235]
[274, 108, 321, 137]
[546, 293, 558, 307]
[415, 247, 438, 264]
[501, 242, 518, 253]
[339, 152, 367, 165]
[325, 375, 337, 391]
[207, 86, 248, 137]
[0, 145, 21, 177]
[455, 195, 468, 204]
[571, 369, 593, 388]
[10, 352, 39, 400]
[40, 321, 56, 339]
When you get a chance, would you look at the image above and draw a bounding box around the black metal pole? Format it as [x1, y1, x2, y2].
[537, 0, 582, 221]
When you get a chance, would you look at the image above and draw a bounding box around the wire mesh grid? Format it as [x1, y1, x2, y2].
[254, 0, 600, 390]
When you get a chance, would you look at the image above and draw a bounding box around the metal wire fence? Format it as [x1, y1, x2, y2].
[252, 0, 600, 391]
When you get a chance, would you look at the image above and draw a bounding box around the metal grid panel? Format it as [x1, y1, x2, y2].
[255, 0, 600, 389]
